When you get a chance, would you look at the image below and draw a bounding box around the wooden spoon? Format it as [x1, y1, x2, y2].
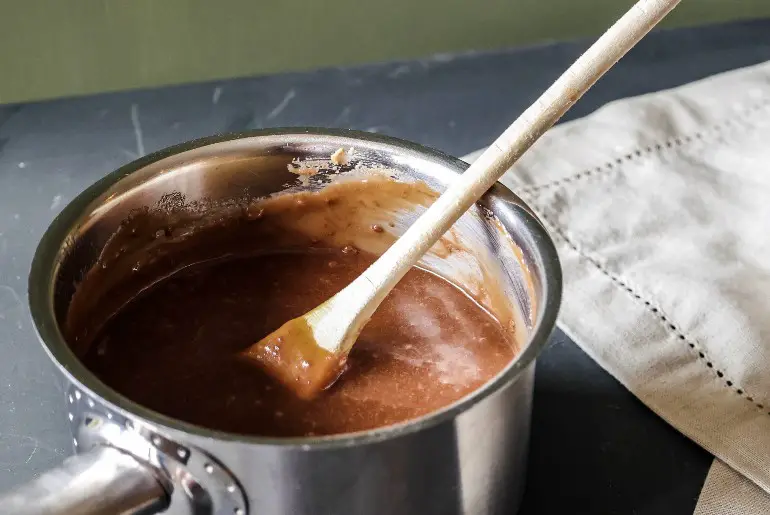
[242, 0, 682, 399]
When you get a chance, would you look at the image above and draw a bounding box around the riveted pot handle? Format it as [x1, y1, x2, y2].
[0, 445, 168, 515]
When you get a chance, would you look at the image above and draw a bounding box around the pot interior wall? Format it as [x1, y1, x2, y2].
[47, 134, 542, 409]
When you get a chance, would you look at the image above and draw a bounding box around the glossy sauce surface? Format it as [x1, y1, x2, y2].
[82, 249, 517, 436]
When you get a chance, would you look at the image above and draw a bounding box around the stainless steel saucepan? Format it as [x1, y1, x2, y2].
[0, 129, 561, 515]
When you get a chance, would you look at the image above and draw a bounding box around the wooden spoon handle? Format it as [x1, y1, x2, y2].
[358, 0, 680, 300]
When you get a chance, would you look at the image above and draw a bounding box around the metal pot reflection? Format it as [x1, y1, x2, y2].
[2, 129, 561, 515]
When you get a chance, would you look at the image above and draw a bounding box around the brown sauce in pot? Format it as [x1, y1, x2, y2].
[68, 175, 525, 437]
[81, 248, 516, 436]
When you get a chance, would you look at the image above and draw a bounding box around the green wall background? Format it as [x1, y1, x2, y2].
[1, 0, 769, 105]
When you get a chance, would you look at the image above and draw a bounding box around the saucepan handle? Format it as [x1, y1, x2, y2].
[0, 445, 168, 515]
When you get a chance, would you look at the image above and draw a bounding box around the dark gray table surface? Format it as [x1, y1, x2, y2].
[2, 18, 770, 515]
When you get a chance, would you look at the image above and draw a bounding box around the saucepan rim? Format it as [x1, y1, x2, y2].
[28, 127, 562, 450]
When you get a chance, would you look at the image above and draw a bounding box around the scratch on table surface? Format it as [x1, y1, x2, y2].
[120, 148, 138, 160]
[130, 103, 145, 157]
[25, 446, 37, 463]
[0, 434, 65, 467]
[0, 284, 22, 313]
[387, 64, 411, 79]
[334, 105, 352, 124]
[212, 86, 223, 104]
[431, 52, 457, 63]
[50, 194, 62, 211]
[266, 89, 296, 120]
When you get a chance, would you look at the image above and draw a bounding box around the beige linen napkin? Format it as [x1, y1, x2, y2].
[462, 60, 770, 512]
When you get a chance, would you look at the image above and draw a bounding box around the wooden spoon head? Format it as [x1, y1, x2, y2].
[240, 315, 347, 400]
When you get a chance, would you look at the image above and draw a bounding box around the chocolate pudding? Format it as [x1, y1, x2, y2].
[69, 175, 522, 436]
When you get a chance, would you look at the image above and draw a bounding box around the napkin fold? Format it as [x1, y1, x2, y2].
[694, 460, 770, 515]
[463, 60, 770, 513]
